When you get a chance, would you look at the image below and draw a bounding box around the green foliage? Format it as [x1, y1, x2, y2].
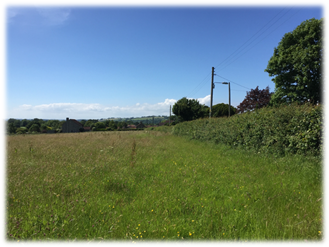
[26, 118, 44, 130]
[152, 125, 173, 133]
[46, 120, 61, 129]
[20, 119, 28, 127]
[40, 124, 48, 131]
[172, 104, 322, 156]
[172, 97, 208, 122]
[265, 18, 322, 105]
[16, 127, 27, 134]
[84, 119, 98, 127]
[108, 120, 118, 130]
[28, 124, 40, 133]
[7, 123, 16, 134]
[212, 103, 236, 117]
[117, 122, 128, 129]
[117, 128, 144, 131]
[95, 122, 106, 129]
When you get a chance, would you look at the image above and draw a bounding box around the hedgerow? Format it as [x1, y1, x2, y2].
[171, 103, 322, 156]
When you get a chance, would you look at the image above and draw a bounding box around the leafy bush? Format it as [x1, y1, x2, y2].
[95, 122, 106, 129]
[29, 124, 40, 133]
[212, 103, 237, 117]
[153, 126, 173, 133]
[16, 127, 27, 134]
[117, 128, 144, 131]
[172, 103, 322, 156]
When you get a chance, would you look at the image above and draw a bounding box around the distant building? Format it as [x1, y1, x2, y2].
[62, 118, 83, 133]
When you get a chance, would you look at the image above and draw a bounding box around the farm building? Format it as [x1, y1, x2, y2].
[62, 118, 83, 133]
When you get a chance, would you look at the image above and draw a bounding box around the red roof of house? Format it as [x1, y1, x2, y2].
[70, 119, 83, 126]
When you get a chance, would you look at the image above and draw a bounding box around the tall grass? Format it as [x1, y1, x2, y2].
[6, 131, 322, 241]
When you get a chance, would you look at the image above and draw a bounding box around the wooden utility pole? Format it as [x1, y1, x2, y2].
[169, 105, 171, 125]
[228, 82, 231, 117]
[153, 116, 154, 126]
[209, 67, 215, 118]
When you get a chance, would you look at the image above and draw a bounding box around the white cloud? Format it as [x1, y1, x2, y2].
[8, 95, 218, 119]
[8, 95, 216, 119]
[36, 8, 71, 26]
[196, 95, 210, 105]
[186, 95, 211, 106]
[9, 98, 180, 119]
[20, 104, 32, 110]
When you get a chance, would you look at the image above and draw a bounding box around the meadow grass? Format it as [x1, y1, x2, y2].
[6, 131, 322, 241]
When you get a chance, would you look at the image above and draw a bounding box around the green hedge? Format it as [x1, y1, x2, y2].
[152, 126, 173, 133]
[171, 103, 322, 156]
[116, 128, 145, 131]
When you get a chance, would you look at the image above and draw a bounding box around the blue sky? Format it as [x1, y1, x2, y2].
[5, 4, 323, 119]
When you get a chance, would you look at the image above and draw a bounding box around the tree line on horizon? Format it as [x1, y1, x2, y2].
[6, 116, 174, 134]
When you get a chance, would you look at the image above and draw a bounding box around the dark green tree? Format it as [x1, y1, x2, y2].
[26, 118, 43, 129]
[118, 122, 128, 129]
[172, 97, 207, 122]
[46, 120, 60, 129]
[20, 119, 28, 127]
[13, 119, 21, 128]
[94, 122, 106, 129]
[7, 122, 16, 134]
[265, 18, 322, 105]
[29, 124, 40, 133]
[108, 120, 118, 130]
[212, 103, 237, 117]
[7, 118, 16, 124]
[40, 124, 48, 131]
[84, 119, 98, 127]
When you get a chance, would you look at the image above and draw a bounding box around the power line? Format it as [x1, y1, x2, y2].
[217, 9, 301, 73]
[186, 72, 211, 98]
[216, 74, 251, 90]
[184, 8, 299, 100]
[214, 7, 289, 71]
[231, 89, 249, 92]
[185, 8, 290, 99]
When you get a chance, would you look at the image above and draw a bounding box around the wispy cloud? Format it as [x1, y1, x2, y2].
[7, 7, 71, 27]
[9, 96, 210, 119]
[36, 7, 71, 26]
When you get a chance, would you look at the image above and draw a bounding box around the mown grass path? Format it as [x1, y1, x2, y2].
[6, 131, 322, 241]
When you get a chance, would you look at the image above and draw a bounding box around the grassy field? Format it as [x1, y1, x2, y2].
[6, 131, 322, 241]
